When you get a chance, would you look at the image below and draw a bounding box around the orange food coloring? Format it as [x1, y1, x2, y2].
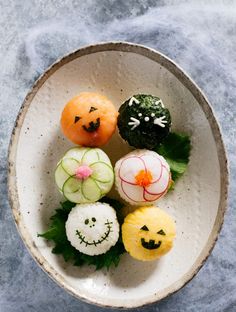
[60, 92, 118, 147]
[135, 170, 153, 187]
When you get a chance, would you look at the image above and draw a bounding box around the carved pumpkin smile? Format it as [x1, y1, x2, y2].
[141, 238, 162, 250]
[82, 117, 101, 133]
[61, 92, 118, 146]
[122, 206, 176, 261]
[74, 107, 101, 133]
[140, 223, 165, 250]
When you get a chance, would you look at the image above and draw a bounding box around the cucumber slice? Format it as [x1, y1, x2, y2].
[81, 177, 101, 202]
[55, 163, 69, 190]
[63, 176, 82, 193]
[95, 148, 111, 164]
[81, 148, 112, 166]
[63, 190, 86, 204]
[62, 176, 85, 203]
[95, 180, 114, 195]
[61, 158, 79, 175]
[81, 148, 100, 165]
[90, 162, 114, 183]
[64, 147, 88, 162]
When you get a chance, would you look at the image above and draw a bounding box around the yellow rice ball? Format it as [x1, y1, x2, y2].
[122, 206, 176, 261]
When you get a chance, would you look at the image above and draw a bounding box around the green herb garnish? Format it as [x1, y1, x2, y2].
[156, 132, 191, 183]
[38, 198, 125, 270]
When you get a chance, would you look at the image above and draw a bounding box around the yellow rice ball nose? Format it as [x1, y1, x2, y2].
[122, 206, 176, 261]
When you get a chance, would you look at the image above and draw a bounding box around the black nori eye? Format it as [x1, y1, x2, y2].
[141, 225, 149, 231]
[157, 229, 166, 235]
[89, 106, 97, 113]
[92, 217, 96, 222]
[84, 219, 89, 225]
[74, 116, 81, 123]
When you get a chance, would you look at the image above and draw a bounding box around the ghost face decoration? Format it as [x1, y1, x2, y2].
[122, 206, 176, 261]
[61, 92, 118, 146]
[66, 203, 119, 256]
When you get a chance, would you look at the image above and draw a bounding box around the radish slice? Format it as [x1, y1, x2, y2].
[115, 149, 170, 205]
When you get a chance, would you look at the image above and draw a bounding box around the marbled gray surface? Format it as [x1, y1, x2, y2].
[0, 0, 236, 311]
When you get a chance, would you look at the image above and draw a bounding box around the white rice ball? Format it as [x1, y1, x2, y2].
[115, 149, 171, 206]
[66, 202, 120, 256]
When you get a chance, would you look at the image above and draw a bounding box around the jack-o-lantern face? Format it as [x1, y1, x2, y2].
[74, 106, 101, 133]
[122, 206, 176, 261]
[61, 92, 118, 147]
[139, 225, 166, 250]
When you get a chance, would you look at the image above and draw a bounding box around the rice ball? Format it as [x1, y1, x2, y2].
[118, 94, 171, 149]
[115, 149, 171, 205]
[66, 202, 120, 256]
[122, 206, 176, 261]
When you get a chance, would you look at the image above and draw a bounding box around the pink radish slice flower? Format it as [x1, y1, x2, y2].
[115, 150, 171, 205]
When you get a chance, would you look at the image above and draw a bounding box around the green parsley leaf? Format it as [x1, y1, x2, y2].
[156, 132, 191, 183]
[38, 198, 125, 270]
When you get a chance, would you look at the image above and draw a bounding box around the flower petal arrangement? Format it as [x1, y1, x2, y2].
[55, 147, 114, 203]
[115, 150, 171, 205]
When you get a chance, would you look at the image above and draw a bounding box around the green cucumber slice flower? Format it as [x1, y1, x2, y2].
[55, 147, 114, 203]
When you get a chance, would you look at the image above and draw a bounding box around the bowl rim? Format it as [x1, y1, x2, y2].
[7, 41, 229, 309]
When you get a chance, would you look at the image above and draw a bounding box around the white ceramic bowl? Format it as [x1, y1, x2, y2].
[8, 42, 228, 308]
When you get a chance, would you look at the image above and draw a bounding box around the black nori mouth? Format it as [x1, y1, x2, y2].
[75, 220, 113, 247]
[82, 118, 100, 132]
[141, 238, 162, 250]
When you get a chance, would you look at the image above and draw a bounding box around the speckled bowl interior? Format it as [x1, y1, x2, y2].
[8, 42, 228, 308]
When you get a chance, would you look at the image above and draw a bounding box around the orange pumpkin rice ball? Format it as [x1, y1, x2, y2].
[61, 92, 118, 147]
